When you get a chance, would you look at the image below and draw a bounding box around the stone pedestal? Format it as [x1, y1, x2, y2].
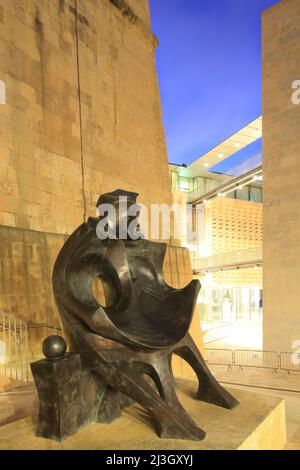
[31, 354, 83, 441]
[0, 383, 287, 450]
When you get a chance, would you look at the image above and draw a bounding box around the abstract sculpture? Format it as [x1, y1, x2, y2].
[31, 190, 238, 442]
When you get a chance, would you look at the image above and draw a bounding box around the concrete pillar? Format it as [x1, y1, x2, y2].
[262, 0, 300, 352]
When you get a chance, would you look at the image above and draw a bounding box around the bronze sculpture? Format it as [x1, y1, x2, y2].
[31, 190, 238, 442]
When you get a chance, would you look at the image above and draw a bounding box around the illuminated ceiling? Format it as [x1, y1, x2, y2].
[173, 116, 262, 179]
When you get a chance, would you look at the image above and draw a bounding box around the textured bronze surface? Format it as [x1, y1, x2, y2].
[31, 190, 238, 442]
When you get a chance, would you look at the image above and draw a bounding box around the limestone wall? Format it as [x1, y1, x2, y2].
[0, 0, 172, 317]
[0, 0, 171, 234]
[0, 0, 204, 368]
[262, 0, 300, 351]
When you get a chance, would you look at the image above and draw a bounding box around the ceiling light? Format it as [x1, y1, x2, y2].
[218, 153, 224, 158]
[253, 175, 263, 182]
[234, 142, 241, 148]
[203, 162, 209, 168]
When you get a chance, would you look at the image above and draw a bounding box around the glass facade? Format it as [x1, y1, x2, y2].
[169, 169, 263, 204]
[169, 166, 263, 342]
[198, 288, 262, 323]
[227, 186, 262, 203]
[170, 170, 219, 197]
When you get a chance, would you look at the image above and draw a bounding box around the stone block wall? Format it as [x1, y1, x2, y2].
[0, 225, 64, 327]
[0, 0, 172, 321]
[0, 0, 204, 370]
[262, 0, 300, 352]
[0, 0, 171, 235]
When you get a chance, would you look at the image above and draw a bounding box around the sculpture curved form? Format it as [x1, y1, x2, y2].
[31, 190, 238, 442]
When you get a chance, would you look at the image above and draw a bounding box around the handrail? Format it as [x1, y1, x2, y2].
[205, 348, 300, 374]
[188, 165, 263, 205]
[0, 316, 65, 383]
[192, 247, 262, 273]
[0, 311, 29, 383]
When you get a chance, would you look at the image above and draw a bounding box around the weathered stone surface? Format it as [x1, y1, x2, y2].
[0, 0, 171, 235]
[0, 226, 64, 320]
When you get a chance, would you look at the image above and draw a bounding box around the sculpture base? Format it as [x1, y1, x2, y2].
[0, 382, 286, 450]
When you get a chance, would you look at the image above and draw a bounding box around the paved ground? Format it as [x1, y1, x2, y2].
[0, 385, 38, 427]
[203, 321, 263, 350]
[202, 321, 300, 448]
[210, 365, 300, 393]
[209, 365, 300, 448]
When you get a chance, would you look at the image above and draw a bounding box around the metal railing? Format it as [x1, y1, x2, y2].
[280, 352, 300, 374]
[0, 315, 64, 384]
[234, 349, 279, 372]
[187, 165, 263, 205]
[0, 312, 29, 382]
[205, 348, 300, 374]
[206, 348, 233, 371]
[192, 247, 262, 273]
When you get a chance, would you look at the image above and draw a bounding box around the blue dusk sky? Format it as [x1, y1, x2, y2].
[149, 0, 280, 167]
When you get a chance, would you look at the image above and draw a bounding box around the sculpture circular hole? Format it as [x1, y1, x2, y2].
[92, 276, 117, 308]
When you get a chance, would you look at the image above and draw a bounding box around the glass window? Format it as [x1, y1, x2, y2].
[179, 179, 190, 192]
[205, 179, 219, 193]
[236, 186, 249, 201]
[250, 186, 262, 202]
[193, 177, 205, 191]
[226, 190, 236, 200]
[169, 172, 178, 190]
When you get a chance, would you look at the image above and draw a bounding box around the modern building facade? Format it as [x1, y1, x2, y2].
[169, 119, 263, 341]
[169, 0, 300, 355]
